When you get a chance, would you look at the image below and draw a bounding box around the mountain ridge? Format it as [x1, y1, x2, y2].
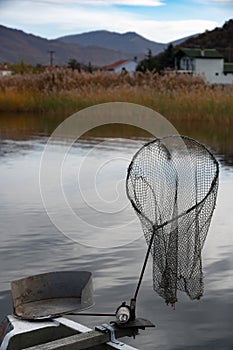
[0, 25, 133, 66]
[57, 30, 165, 56]
[0, 25, 195, 66]
[177, 19, 233, 61]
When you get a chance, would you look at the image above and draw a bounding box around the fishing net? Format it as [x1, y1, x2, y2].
[126, 136, 219, 305]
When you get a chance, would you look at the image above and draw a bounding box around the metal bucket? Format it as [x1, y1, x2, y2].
[11, 271, 93, 320]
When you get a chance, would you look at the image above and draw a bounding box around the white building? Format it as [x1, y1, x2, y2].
[0, 65, 12, 77]
[104, 59, 138, 76]
[175, 48, 233, 85]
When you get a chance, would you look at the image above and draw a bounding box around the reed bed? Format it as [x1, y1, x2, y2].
[0, 68, 233, 126]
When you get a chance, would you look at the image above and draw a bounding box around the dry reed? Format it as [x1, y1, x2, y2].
[0, 69, 232, 126]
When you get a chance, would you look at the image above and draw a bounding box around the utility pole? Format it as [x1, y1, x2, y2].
[48, 50, 55, 66]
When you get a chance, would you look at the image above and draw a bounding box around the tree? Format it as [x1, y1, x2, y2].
[161, 43, 175, 69]
[136, 49, 157, 72]
[87, 61, 93, 73]
[67, 58, 81, 71]
[137, 44, 175, 73]
[10, 61, 32, 74]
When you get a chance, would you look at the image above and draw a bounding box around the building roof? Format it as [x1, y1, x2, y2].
[104, 59, 131, 70]
[0, 65, 11, 71]
[224, 63, 233, 74]
[176, 48, 223, 59]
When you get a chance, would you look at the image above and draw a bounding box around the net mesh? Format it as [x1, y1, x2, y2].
[126, 136, 219, 305]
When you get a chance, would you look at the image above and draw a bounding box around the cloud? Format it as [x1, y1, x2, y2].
[127, 19, 218, 42]
[0, 0, 221, 42]
[211, 0, 233, 2]
[33, 0, 165, 5]
[194, 0, 233, 3]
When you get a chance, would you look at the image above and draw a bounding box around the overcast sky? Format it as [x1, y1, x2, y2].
[0, 0, 232, 43]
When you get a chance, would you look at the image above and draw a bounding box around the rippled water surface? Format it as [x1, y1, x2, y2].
[0, 119, 233, 349]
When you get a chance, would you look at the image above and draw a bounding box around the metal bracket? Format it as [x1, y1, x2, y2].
[114, 317, 155, 330]
[95, 323, 125, 346]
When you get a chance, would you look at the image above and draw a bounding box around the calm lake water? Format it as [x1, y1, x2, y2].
[0, 112, 233, 349]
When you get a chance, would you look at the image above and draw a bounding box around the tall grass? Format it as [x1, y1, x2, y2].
[0, 68, 233, 126]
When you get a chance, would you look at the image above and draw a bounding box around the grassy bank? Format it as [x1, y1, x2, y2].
[0, 69, 233, 125]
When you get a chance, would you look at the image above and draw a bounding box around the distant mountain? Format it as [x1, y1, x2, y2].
[57, 30, 165, 57]
[177, 19, 233, 61]
[171, 34, 199, 47]
[0, 25, 196, 67]
[0, 25, 133, 66]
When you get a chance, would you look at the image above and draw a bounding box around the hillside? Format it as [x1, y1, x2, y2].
[0, 25, 196, 67]
[178, 19, 233, 61]
[0, 25, 133, 66]
[57, 30, 165, 56]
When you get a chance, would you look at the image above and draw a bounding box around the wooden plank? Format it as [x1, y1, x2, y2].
[22, 331, 109, 350]
[54, 318, 92, 333]
[55, 318, 139, 350]
[22, 327, 135, 350]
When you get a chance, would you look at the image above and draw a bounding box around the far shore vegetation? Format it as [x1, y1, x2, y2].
[0, 65, 233, 129]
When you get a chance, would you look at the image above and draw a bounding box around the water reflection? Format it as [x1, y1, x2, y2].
[0, 113, 65, 140]
[0, 115, 233, 349]
[0, 112, 233, 160]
